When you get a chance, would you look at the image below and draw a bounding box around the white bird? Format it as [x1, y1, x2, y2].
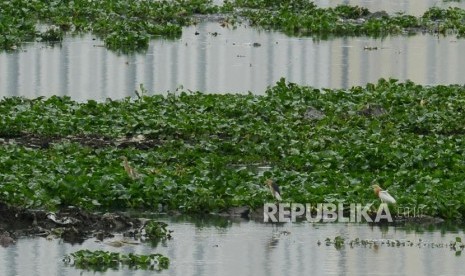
[265, 179, 282, 201]
[372, 184, 396, 204]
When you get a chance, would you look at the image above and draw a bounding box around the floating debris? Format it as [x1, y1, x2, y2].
[358, 104, 387, 117]
[47, 212, 80, 226]
[104, 239, 140, 247]
[364, 46, 378, 50]
[0, 231, 15, 247]
[303, 107, 325, 120]
[322, 236, 465, 253]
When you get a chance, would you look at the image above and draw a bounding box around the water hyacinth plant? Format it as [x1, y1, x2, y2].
[227, 0, 465, 37]
[0, 0, 219, 52]
[1, 79, 465, 220]
[63, 250, 169, 271]
[138, 220, 173, 247]
[2, 0, 465, 51]
[322, 235, 465, 254]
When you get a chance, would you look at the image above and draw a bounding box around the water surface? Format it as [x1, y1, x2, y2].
[1, 21, 465, 101]
[1, 217, 464, 276]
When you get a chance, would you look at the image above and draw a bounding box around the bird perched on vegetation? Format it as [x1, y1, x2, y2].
[121, 156, 139, 180]
[372, 184, 396, 204]
[265, 179, 282, 201]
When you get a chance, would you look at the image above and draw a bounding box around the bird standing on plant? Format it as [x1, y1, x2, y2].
[121, 156, 139, 180]
[265, 179, 282, 201]
[372, 184, 396, 204]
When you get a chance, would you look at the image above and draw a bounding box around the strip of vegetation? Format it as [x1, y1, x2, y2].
[0, 0, 218, 52]
[322, 236, 465, 255]
[226, 0, 465, 38]
[63, 250, 169, 271]
[2, 0, 465, 51]
[1, 79, 465, 220]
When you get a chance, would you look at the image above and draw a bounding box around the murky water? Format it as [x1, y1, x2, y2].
[1, 217, 464, 276]
[1, 20, 465, 101]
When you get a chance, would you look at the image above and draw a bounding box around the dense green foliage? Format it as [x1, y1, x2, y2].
[228, 0, 465, 37]
[0, 0, 217, 52]
[144, 221, 173, 240]
[1, 79, 465, 220]
[63, 250, 169, 271]
[2, 0, 465, 51]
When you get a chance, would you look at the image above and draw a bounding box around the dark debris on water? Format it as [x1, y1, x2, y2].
[0, 202, 142, 244]
[0, 133, 161, 149]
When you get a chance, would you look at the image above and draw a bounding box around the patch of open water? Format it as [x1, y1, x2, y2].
[1, 217, 464, 276]
[1, 21, 465, 101]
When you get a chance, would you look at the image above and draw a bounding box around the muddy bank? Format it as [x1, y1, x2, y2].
[0, 201, 449, 248]
[0, 202, 142, 246]
[0, 133, 161, 149]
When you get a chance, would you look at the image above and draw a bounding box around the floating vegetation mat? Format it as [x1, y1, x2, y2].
[1, 79, 465, 220]
[322, 236, 465, 255]
[2, 0, 465, 51]
[63, 250, 170, 271]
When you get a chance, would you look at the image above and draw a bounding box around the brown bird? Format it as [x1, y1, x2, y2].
[121, 156, 139, 180]
[265, 179, 282, 201]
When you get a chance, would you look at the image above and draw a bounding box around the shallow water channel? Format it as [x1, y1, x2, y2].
[1, 21, 465, 101]
[1, 216, 464, 276]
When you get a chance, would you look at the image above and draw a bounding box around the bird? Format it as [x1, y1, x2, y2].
[265, 179, 282, 201]
[120, 156, 139, 180]
[372, 184, 396, 204]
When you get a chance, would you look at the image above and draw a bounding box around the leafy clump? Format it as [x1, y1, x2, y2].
[322, 236, 465, 255]
[144, 221, 173, 240]
[325, 236, 345, 249]
[451, 236, 464, 255]
[3, 1, 465, 51]
[63, 250, 169, 271]
[0, 0, 218, 52]
[228, 1, 465, 38]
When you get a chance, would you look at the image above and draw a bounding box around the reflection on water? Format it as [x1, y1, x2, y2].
[1, 21, 465, 101]
[0, 216, 464, 276]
